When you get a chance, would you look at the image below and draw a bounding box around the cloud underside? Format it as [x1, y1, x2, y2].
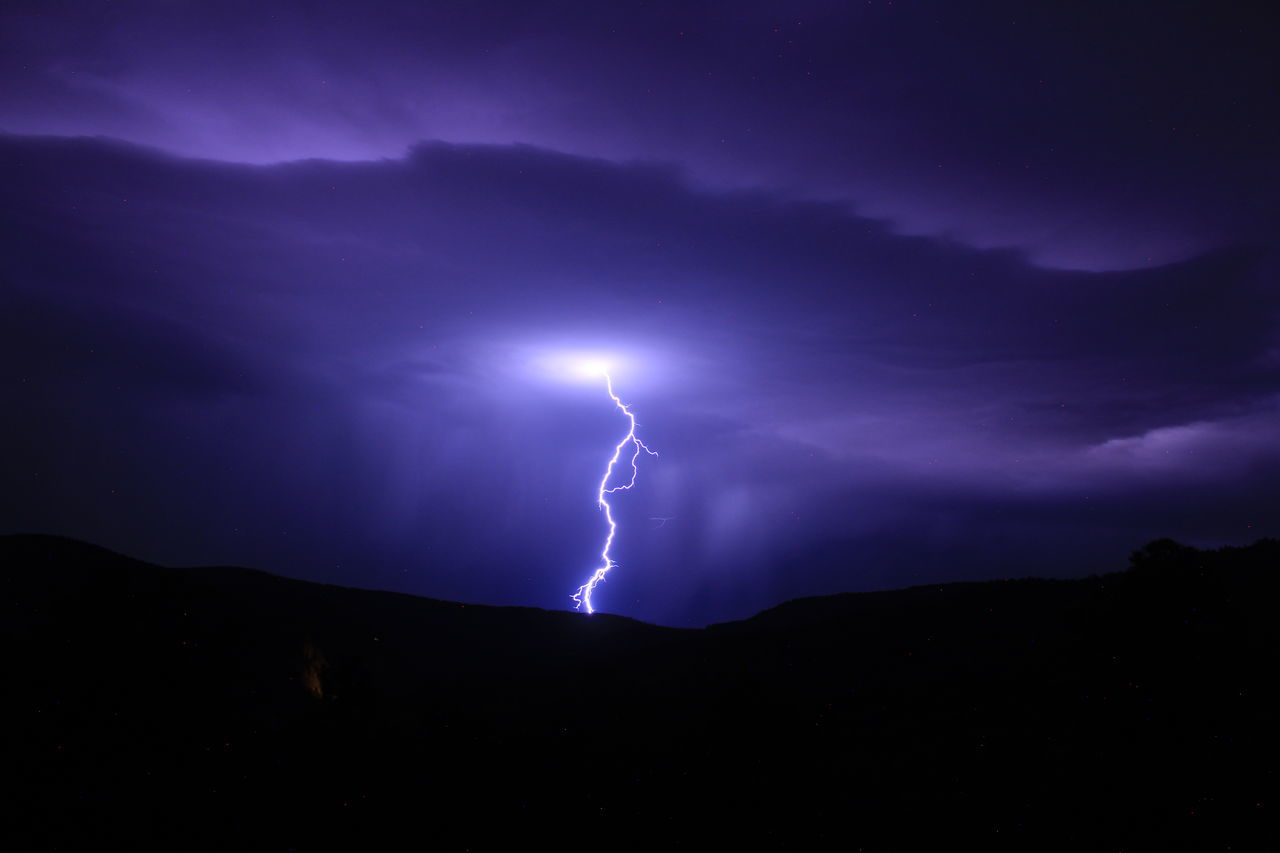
[1, 134, 1277, 624]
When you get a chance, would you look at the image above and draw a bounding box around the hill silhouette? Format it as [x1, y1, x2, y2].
[4, 534, 1275, 850]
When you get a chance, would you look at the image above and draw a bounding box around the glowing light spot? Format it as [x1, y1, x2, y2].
[573, 358, 612, 379]
[572, 372, 657, 614]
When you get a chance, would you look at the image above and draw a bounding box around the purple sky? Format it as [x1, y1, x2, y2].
[3, 1, 1278, 624]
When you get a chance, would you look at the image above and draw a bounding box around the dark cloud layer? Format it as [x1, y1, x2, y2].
[3, 133, 1277, 624]
[3, 1, 1277, 269]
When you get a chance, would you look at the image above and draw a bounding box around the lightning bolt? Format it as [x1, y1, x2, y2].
[571, 372, 658, 614]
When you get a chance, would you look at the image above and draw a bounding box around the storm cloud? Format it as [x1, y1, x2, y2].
[3, 130, 1276, 624]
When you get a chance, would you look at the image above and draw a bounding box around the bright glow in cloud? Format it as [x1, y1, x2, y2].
[531, 350, 626, 385]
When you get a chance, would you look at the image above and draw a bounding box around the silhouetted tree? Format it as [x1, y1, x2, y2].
[1128, 538, 1196, 571]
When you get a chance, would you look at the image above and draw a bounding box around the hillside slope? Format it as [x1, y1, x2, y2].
[4, 534, 1275, 850]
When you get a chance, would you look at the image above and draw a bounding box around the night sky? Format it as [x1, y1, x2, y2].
[3, 1, 1277, 626]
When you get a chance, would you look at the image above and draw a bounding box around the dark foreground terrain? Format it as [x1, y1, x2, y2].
[4, 534, 1275, 850]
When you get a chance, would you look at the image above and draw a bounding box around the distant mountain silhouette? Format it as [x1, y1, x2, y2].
[4, 534, 1275, 850]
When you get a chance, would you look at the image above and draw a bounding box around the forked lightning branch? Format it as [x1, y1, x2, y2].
[571, 368, 657, 614]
